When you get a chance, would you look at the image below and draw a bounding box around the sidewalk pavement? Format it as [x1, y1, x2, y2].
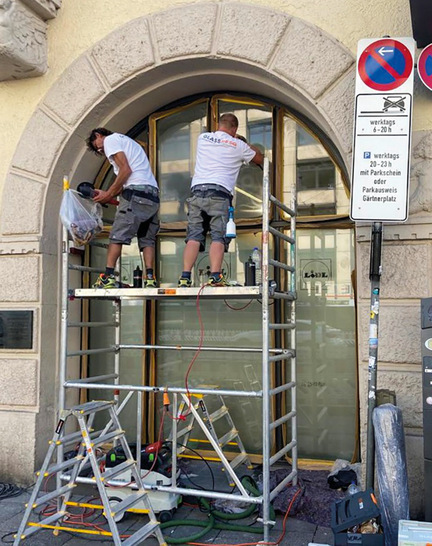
[0, 486, 334, 546]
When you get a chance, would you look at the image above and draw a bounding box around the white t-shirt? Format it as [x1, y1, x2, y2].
[103, 133, 158, 189]
[191, 130, 257, 194]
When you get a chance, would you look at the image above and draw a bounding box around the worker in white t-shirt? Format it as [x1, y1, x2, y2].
[178, 113, 263, 287]
[86, 128, 160, 288]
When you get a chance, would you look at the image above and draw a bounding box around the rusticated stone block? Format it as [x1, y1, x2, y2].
[217, 4, 290, 65]
[152, 3, 216, 60]
[0, 174, 45, 236]
[0, 256, 39, 302]
[11, 109, 67, 178]
[0, 359, 37, 406]
[357, 242, 430, 300]
[319, 69, 355, 155]
[273, 17, 353, 100]
[43, 56, 106, 126]
[91, 17, 154, 88]
[0, 411, 36, 483]
[357, 303, 420, 364]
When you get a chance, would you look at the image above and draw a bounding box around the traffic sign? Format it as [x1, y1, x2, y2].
[418, 44, 432, 91]
[351, 38, 415, 222]
[357, 38, 414, 92]
[350, 93, 412, 222]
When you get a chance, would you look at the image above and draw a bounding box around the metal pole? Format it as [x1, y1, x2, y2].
[365, 221, 383, 489]
[261, 158, 271, 541]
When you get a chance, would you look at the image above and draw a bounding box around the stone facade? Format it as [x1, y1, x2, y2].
[0, 0, 428, 519]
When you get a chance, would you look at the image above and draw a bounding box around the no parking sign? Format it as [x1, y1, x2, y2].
[350, 37, 415, 222]
[418, 44, 432, 91]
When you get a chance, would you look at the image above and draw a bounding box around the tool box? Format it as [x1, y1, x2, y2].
[331, 489, 384, 545]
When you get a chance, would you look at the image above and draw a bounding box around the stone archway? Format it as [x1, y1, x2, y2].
[0, 1, 355, 482]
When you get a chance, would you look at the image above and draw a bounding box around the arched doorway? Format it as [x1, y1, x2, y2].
[88, 92, 357, 461]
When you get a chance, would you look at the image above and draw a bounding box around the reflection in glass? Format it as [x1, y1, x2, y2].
[155, 102, 208, 224]
[283, 118, 350, 217]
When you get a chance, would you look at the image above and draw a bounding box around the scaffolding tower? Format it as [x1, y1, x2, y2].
[58, 157, 297, 541]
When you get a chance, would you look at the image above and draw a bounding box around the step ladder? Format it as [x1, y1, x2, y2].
[13, 400, 167, 546]
[174, 390, 252, 491]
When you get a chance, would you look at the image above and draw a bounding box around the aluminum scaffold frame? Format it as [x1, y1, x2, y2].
[58, 157, 297, 541]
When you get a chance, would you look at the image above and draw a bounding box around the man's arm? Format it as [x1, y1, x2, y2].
[93, 152, 132, 204]
[249, 144, 264, 166]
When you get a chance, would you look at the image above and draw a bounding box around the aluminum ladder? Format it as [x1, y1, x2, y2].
[13, 400, 166, 546]
[174, 389, 252, 487]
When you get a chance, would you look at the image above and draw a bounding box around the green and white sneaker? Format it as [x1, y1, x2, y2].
[144, 278, 158, 288]
[178, 276, 193, 287]
[207, 274, 230, 287]
[93, 273, 118, 289]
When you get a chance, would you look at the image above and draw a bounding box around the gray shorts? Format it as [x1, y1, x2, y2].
[110, 191, 160, 250]
[185, 187, 232, 252]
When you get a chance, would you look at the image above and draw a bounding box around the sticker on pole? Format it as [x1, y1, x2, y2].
[358, 38, 413, 91]
[418, 43, 432, 91]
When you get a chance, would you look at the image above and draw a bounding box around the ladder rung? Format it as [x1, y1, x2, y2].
[229, 452, 248, 470]
[31, 484, 75, 508]
[108, 491, 147, 519]
[122, 521, 161, 546]
[42, 455, 85, 476]
[58, 427, 101, 446]
[19, 512, 65, 538]
[174, 426, 193, 439]
[71, 400, 115, 416]
[208, 406, 228, 422]
[218, 429, 238, 448]
[89, 429, 124, 448]
[100, 459, 135, 482]
[269, 323, 295, 330]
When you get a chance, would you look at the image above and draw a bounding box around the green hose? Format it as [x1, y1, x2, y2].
[160, 475, 273, 544]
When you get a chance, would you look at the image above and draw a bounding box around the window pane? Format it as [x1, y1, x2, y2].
[156, 233, 268, 454]
[295, 228, 356, 460]
[155, 102, 208, 224]
[283, 116, 349, 217]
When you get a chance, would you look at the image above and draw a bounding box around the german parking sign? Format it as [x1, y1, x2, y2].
[418, 44, 432, 91]
[350, 38, 415, 222]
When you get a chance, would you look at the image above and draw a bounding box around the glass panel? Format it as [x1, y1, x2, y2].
[283, 117, 350, 217]
[218, 100, 272, 219]
[156, 233, 268, 454]
[295, 228, 357, 460]
[155, 102, 208, 224]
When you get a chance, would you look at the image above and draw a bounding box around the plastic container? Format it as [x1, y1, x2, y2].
[244, 257, 256, 286]
[252, 247, 261, 284]
[226, 206, 236, 238]
[347, 483, 360, 496]
[133, 265, 143, 288]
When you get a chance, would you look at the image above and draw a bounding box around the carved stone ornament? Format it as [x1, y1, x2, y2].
[0, 0, 61, 81]
[410, 132, 432, 215]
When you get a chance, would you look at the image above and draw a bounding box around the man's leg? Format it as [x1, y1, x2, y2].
[142, 246, 155, 271]
[106, 243, 122, 269]
[208, 241, 225, 273]
[182, 240, 201, 272]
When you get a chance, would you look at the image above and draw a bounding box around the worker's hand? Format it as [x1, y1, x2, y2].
[92, 189, 113, 204]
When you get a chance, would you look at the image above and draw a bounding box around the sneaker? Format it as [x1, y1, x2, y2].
[178, 276, 193, 288]
[207, 274, 230, 287]
[144, 278, 158, 288]
[93, 273, 118, 289]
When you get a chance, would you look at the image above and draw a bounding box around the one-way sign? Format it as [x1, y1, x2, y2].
[350, 37, 415, 222]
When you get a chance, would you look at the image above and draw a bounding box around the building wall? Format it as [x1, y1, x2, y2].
[0, 0, 430, 517]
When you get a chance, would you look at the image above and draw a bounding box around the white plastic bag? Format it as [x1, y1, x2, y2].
[59, 189, 103, 246]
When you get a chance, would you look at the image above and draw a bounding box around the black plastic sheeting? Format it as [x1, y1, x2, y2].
[258, 467, 345, 527]
[373, 404, 410, 546]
